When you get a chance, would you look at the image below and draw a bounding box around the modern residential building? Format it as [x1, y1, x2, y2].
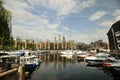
[54, 37, 57, 42]
[58, 35, 61, 42]
[63, 36, 66, 42]
[107, 21, 120, 54]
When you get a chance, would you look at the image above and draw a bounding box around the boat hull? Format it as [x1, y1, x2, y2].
[25, 63, 36, 71]
[86, 60, 104, 66]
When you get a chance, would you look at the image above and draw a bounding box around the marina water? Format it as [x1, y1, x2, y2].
[26, 53, 119, 80]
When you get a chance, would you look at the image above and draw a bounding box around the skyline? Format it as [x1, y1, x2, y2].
[3, 0, 120, 43]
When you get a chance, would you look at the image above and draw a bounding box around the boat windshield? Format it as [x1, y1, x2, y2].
[96, 56, 108, 58]
[29, 58, 34, 62]
[78, 53, 85, 55]
[20, 57, 34, 63]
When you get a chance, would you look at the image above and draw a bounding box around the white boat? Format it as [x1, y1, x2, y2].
[60, 51, 67, 54]
[102, 57, 117, 68]
[0, 51, 42, 71]
[77, 51, 91, 61]
[85, 53, 113, 65]
[34, 58, 42, 66]
[76, 50, 83, 54]
[60, 50, 74, 59]
[20, 56, 41, 71]
[18, 50, 42, 70]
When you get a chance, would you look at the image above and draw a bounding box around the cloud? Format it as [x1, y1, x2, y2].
[62, 26, 69, 32]
[99, 20, 114, 27]
[12, 23, 63, 41]
[74, 0, 95, 13]
[115, 16, 120, 21]
[48, 0, 95, 16]
[112, 9, 120, 21]
[113, 9, 120, 16]
[92, 29, 108, 42]
[89, 11, 109, 21]
[3, 0, 96, 41]
[4, 0, 61, 41]
[69, 28, 108, 43]
[4, 0, 115, 44]
[27, 0, 95, 16]
[47, 0, 76, 16]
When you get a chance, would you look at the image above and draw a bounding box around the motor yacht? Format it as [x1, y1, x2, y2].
[85, 53, 113, 66]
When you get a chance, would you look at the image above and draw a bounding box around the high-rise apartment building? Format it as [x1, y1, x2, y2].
[58, 35, 61, 42]
[63, 36, 66, 42]
[54, 37, 57, 42]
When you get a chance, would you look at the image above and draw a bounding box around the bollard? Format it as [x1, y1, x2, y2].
[25, 71, 29, 77]
[18, 64, 25, 80]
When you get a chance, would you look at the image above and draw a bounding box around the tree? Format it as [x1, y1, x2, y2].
[0, 0, 12, 50]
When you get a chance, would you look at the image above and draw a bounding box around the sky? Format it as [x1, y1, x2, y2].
[3, 0, 120, 43]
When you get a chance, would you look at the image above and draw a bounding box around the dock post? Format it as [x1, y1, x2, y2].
[18, 64, 25, 80]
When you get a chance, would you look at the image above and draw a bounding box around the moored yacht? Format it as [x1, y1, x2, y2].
[60, 50, 74, 59]
[85, 53, 114, 66]
[77, 51, 91, 61]
[20, 56, 42, 71]
[102, 57, 117, 68]
[18, 50, 42, 71]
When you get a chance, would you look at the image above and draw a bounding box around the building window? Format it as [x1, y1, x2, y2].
[116, 36, 120, 43]
[115, 31, 120, 37]
[118, 44, 120, 49]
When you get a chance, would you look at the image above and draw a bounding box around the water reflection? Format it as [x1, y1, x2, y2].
[102, 68, 120, 80]
[87, 64, 120, 80]
[26, 64, 41, 80]
[39, 54, 76, 70]
[27, 53, 120, 80]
